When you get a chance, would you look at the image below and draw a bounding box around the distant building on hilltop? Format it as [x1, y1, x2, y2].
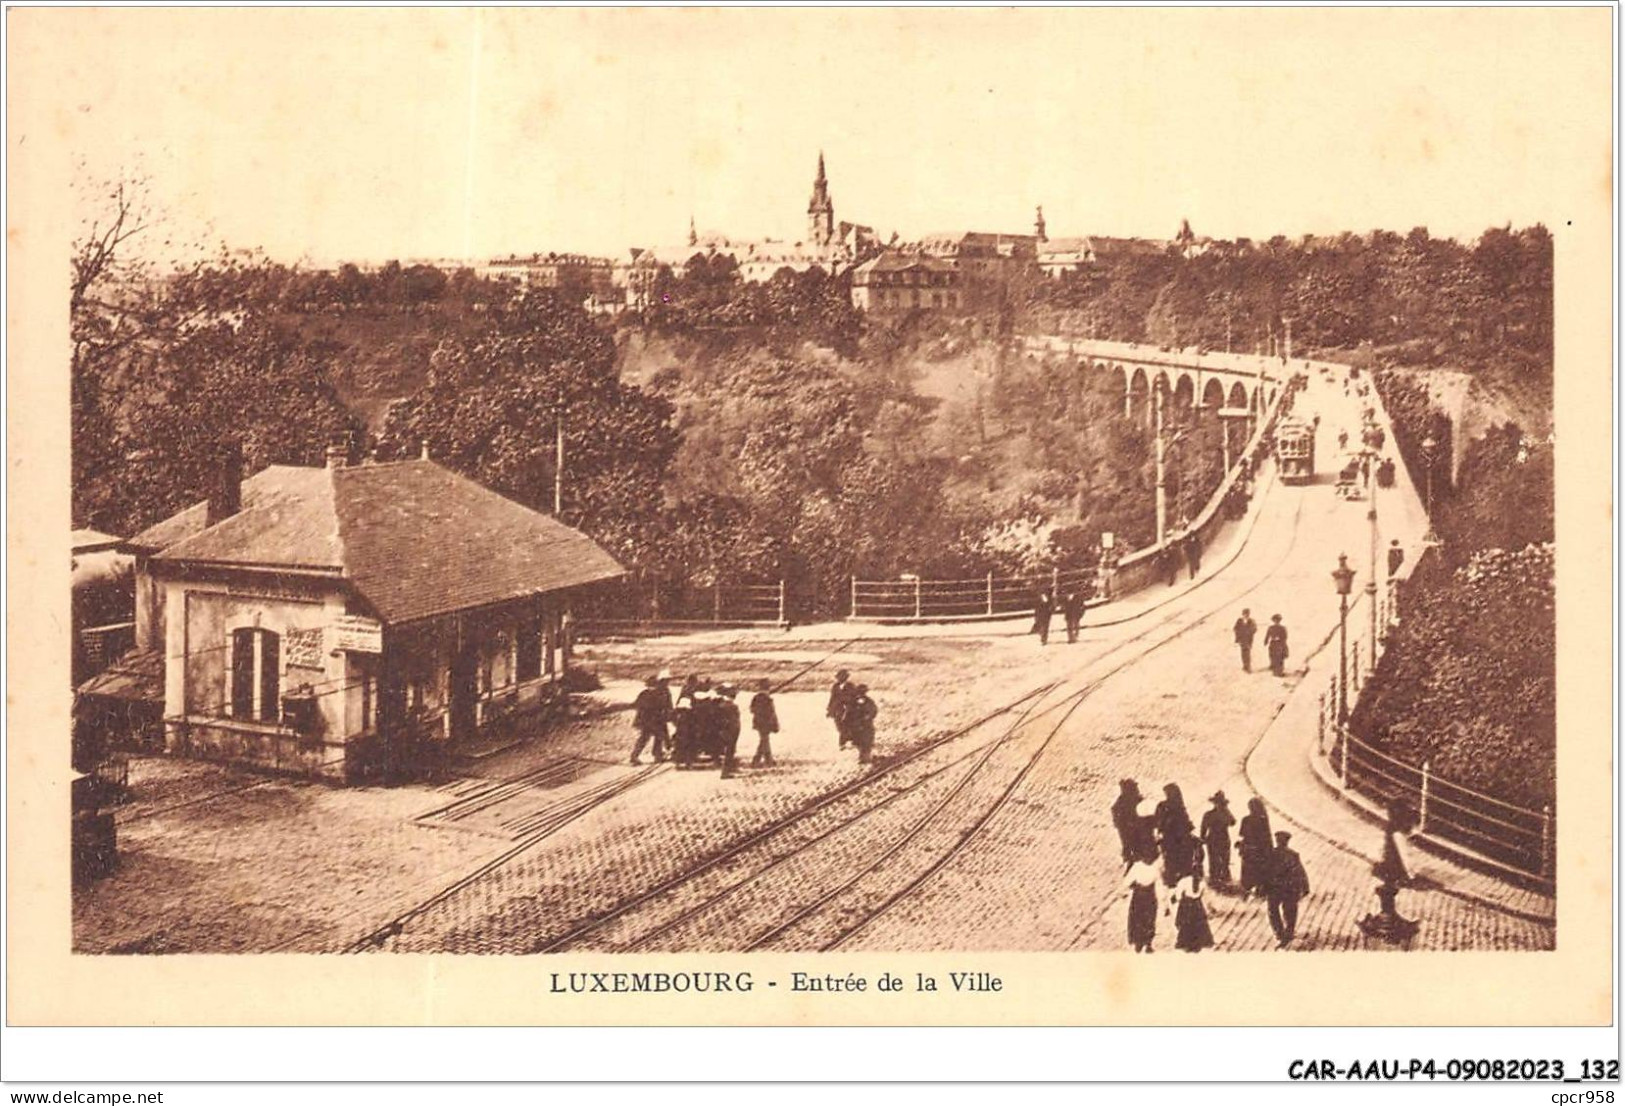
[615, 153, 878, 300]
[479, 252, 617, 298]
[849, 252, 963, 314]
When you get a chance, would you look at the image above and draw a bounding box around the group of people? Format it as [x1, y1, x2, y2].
[1030, 587, 1090, 646]
[1231, 608, 1291, 676]
[631, 671, 782, 778]
[633, 667, 882, 776]
[825, 668, 879, 764]
[1163, 528, 1203, 587]
[1112, 780, 1312, 953]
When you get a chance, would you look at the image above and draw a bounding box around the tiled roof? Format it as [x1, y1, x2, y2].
[853, 252, 958, 277]
[77, 647, 164, 703]
[331, 461, 624, 624]
[147, 460, 624, 624]
[71, 529, 124, 553]
[148, 466, 342, 569]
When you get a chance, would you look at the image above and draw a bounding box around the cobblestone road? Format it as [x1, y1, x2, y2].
[76, 371, 1553, 954]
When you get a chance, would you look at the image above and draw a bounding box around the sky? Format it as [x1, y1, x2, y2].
[19, 7, 1612, 267]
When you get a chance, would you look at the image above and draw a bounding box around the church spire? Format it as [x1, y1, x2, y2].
[807, 151, 834, 248]
[688, 215, 697, 247]
[1035, 204, 1047, 242]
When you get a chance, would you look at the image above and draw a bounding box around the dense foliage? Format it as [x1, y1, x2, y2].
[1025, 225, 1553, 381]
[1352, 425, 1555, 810]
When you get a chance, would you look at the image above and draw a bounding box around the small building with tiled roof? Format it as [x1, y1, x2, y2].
[128, 445, 624, 782]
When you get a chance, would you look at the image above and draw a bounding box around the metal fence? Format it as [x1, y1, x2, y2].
[581, 579, 787, 628]
[850, 566, 1102, 622]
[1320, 710, 1553, 883]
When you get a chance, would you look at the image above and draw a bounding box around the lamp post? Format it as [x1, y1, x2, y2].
[1365, 448, 1379, 671]
[1421, 433, 1439, 544]
[1332, 553, 1356, 724]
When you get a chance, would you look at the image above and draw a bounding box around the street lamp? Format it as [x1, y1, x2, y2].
[1365, 447, 1380, 672]
[1332, 553, 1356, 724]
[1420, 433, 1439, 544]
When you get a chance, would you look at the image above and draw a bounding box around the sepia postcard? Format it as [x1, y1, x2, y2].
[5, 6, 1615, 1031]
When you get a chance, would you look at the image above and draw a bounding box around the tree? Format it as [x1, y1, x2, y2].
[376, 291, 679, 570]
[71, 180, 364, 535]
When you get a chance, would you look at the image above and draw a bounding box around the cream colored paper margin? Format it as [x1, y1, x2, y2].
[5, 7, 1613, 1027]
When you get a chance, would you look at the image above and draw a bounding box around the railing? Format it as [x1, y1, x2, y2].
[849, 367, 1294, 622]
[581, 580, 787, 628]
[1320, 696, 1554, 882]
[851, 566, 1101, 622]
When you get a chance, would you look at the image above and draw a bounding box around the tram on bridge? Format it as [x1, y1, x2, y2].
[1275, 418, 1317, 485]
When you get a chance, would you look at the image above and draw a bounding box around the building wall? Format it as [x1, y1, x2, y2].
[134, 555, 165, 652]
[154, 566, 578, 782]
[161, 573, 352, 780]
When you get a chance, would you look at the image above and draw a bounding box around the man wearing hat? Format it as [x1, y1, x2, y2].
[847, 683, 878, 765]
[1265, 830, 1312, 946]
[630, 674, 671, 765]
[827, 669, 856, 749]
[1233, 609, 1257, 673]
[749, 678, 780, 768]
[1200, 791, 1235, 887]
[715, 684, 742, 779]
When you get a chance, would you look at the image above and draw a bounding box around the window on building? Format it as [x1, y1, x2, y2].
[230, 627, 281, 722]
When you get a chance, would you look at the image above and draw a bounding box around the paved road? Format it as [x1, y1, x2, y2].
[342, 369, 1550, 955]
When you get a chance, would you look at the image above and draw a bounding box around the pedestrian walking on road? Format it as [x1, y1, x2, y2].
[1236, 797, 1274, 898]
[1265, 614, 1289, 676]
[848, 684, 878, 764]
[1265, 831, 1311, 947]
[1201, 791, 1235, 887]
[715, 684, 742, 778]
[1170, 870, 1216, 953]
[1184, 530, 1202, 579]
[1387, 539, 1405, 578]
[1359, 802, 1422, 945]
[630, 675, 671, 765]
[1163, 545, 1180, 588]
[1123, 846, 1162, 954]
[1155, 783, 1196, 886]
[1111, 779, 1146, 863]
[827, 669, 855, 749]
[1233, 609, 1257, 672]
[749, 679, 779, 768]
[1032, 590, 1055, 646]
[1061, 588, 1086, 644]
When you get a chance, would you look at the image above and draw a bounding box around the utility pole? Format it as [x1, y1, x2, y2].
[1154, 386, 1168, 545]
[1367, 458, 1379, 671]
[554, 392, 565, 516]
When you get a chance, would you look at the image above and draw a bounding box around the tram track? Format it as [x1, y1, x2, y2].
[340, 626, 880, 953]
[540, 491, 1307, 954]
[347, 467, 1299, 956]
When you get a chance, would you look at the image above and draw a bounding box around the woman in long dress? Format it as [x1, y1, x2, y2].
[1236, 797, 1274, 898]
[1170, 870, 1216, 953]
[1123, 847, 1161, 953]
[1155, 783, 1195, 886]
